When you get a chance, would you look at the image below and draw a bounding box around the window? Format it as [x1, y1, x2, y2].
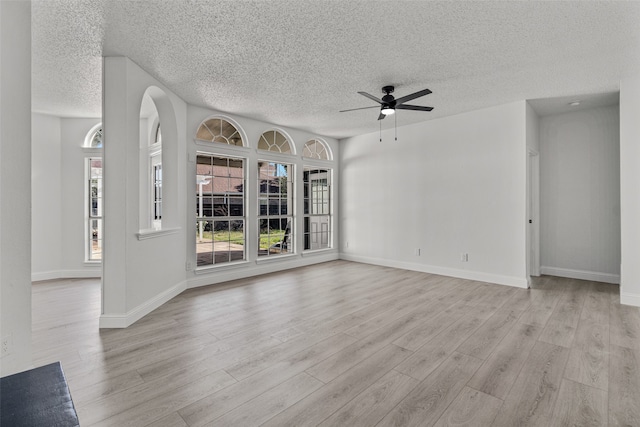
[196, 154, 245, 266]
[87, 158, 103, 261]
[258, 161, 293, 256]
[304, 167, 331, 251]
[155, 122, 162, 145]
[88, 127, 102, 148]
[303, 139, 330, 160]
[196, 118, 243, 146]
[149, 122, 162, 229]
[152, 164, 162, 222]
[258, 130, 291, 153]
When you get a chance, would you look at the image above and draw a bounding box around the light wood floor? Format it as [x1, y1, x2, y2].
[31, 260, 640, 426]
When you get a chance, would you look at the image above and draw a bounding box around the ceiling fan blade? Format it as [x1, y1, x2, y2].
[396, 104, 434, 111]
[358, 91, 383, 104]
[339, 105, 381, 113]
[378, 112, 386, 120]
[394, 88, 432, 105]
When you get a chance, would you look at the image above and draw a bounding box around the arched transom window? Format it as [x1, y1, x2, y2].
[258, 130, 292, 154]
[85, 125, 103, 148]
[196, 118, 244, 146]
[303, 139, 330, 160]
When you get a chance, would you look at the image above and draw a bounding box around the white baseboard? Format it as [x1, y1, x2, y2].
[32, 269, 101, 282]
[99, 280, 187, 328]
[621, 291, 640, 307]
[540, 266, 620, 284]
[339, 253, 529, 289]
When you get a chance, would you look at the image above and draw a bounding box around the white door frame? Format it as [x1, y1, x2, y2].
[527, 149, 541, 282]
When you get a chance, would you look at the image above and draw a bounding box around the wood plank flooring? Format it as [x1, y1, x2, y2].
[30, 260, 640, 426]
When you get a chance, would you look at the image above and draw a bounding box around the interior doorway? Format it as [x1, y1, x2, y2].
[527, 149, 540, 284]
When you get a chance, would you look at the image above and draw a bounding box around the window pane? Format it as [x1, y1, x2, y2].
[196, 220, 212, 266]
[258, 218, 292, 257]
[228, 195, 243, 216]
[259, 198, 268, 216]
[197, 154, 213, 166]
[212, 220, 229, 264]
[229, 220, 245, 262]
[197, 197, 213, 217]
[268, 197, 280, 215]
[303, 167, 332, 252]
[90, 218, 102, 260]
[87, 158, 103, 262]
[229, 178, 243, 194]
[228, 158, 243, 170]
[212, 197, 227, 216]
[304, 215, 330, 250]
[258, 130, 291, 153]
[303, 139, 329, 160]
[197, 118, 244, 146]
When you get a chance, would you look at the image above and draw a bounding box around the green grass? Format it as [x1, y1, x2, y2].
[198, 229, 286, 249]
[259, 233, 285, 249]
[199, 230, 244, 243]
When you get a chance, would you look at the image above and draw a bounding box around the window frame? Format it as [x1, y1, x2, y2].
[85, 157, 103, 262]
[302, 139, 332, 160]
[303, 166, 332, 252]
[195, 152, 247, 268]
[257, 159, 295, 258]
[195, 117, 246, 147]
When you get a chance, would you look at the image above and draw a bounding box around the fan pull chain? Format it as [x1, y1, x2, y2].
[379, 119, 382, 142]
[395, 113, 397, 141]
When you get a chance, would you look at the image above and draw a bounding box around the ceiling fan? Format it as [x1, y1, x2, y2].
[340, 85, 433, 120]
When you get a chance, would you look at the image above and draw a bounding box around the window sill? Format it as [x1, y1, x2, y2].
[83, 261, 102, 266]
[136, 227, 180, 241]
[255, 253, 298, 264]
[301, 248, 335, 257]
[194, 260, 251, 275]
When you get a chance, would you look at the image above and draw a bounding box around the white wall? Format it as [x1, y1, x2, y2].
[32, 113, 62, 278]
[340, 101, 528, 288]
[101, 57, 188, 327]
[186, 105, 340, 288]
[0, 0, 32, 376]
[526, 104, 540, 153]
[620, 75, 640, 306]
[539, 105, 620, 284]
[31, 115, 103, 280]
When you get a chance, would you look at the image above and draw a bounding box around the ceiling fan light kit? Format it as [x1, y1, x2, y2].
[381, 106, 395, 115]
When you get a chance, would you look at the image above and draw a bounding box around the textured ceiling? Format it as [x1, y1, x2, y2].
[32, 1, 640, 139]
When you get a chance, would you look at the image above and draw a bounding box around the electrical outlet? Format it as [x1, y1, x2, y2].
[414, 248, 421, 256]
[1, 335, 11, 358]
[345, 241, 349, 249]
[185, 261, 193, 271]
[460, 253, 469, 262]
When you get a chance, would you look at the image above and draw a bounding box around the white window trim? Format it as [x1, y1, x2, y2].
[301, 248, 336, 257]
[255, 253, 298, 264]
[303, 167, 332, 252]
[85, 157, 103, 262]
[302, 139, 333, 161]
[257, 159, 295, 257]
[195, 152, 248, 267]
[136, 227, 180, 240]
[194, 139, 252, 156]
[194, 259, 251, 274]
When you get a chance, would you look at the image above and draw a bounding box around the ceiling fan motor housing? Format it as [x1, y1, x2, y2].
[382, 86, 396, 108]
